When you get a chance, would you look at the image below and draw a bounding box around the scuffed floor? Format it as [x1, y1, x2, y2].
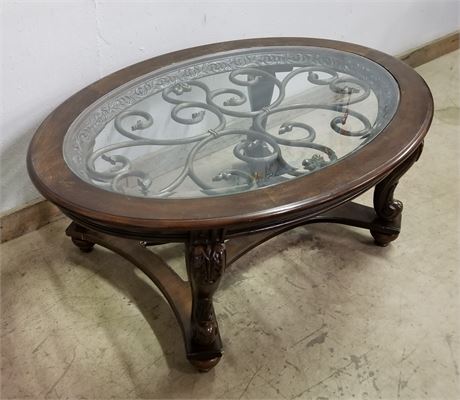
[1, 50, 459, 399]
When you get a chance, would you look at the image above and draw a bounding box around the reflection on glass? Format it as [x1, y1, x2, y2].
[63, 46, 399, 198]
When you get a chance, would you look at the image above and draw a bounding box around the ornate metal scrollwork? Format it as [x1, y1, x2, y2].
[64, 48, 399, 198]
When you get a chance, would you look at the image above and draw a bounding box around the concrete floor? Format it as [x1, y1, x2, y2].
[1, 51, 459, 399]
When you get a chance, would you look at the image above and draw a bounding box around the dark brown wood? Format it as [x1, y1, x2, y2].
[370, 143, 424, 246]
[400, 31, 459, 68]
[6, 34, 452, 245]
[227, 201, 383, 266]
[71, 237, 95, 253]
[187, 240, 225, 347]
[69, 223, 95, 252]
[63, 166, 417, 371]
[65, 222, 192, 332]
[186, 234, 226, 371]
[28, 37, 434, 372]
[66, 222, 225, 371]
[27, 37, 433, 236]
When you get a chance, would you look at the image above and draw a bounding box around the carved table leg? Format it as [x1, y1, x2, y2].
[370, 143, 424, 246]
[186, 237, 226, 372]
[68, 224, 95, 252]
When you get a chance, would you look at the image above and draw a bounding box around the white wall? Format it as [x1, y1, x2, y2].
[1, 0, 459, 214]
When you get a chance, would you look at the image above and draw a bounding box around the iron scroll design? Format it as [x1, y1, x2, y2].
[64, 49, 399, 198]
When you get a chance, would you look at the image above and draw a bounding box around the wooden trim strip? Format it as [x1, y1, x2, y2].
[2, 31, 458, 243]
[399, 31, 459, 68]
[0, 199, 64, 243]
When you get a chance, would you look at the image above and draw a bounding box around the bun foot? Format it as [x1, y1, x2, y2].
[71, 237, 95, 253]
[188, 355, 222, 372]
[370, 230, 399, 247]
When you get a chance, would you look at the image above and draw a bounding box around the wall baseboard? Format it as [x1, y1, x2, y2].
[2, 31, 459, 244]
[0, 199, 64, 243]
[399, 31, 459, 68]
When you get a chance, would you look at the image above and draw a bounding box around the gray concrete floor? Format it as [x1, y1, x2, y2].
[1, 51, 459, 399]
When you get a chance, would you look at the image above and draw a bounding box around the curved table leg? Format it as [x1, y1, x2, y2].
[370, 143, 424, 246]
[65, 222, 223, 372]
[185, 236, 225, 372]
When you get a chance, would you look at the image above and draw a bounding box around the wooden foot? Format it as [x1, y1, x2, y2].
[188, 355, 222, 372]
[67, 224, 95, 252]
[370, 224, 400, 247]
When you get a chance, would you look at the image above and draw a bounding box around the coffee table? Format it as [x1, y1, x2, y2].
[27, 38, 433, 371]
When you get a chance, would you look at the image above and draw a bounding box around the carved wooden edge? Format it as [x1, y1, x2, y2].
[186, 242, 225, 346]
[370, 143, 424, 246]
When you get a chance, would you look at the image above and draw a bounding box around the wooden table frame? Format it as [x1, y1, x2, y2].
[64, 142, 422, 371]
[27, 38, 433, 371]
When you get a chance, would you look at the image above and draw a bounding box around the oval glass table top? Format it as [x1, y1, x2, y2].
[63, 46, 400, 199]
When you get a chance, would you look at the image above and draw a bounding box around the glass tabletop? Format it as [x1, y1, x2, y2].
[63, 46, 400, 199]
